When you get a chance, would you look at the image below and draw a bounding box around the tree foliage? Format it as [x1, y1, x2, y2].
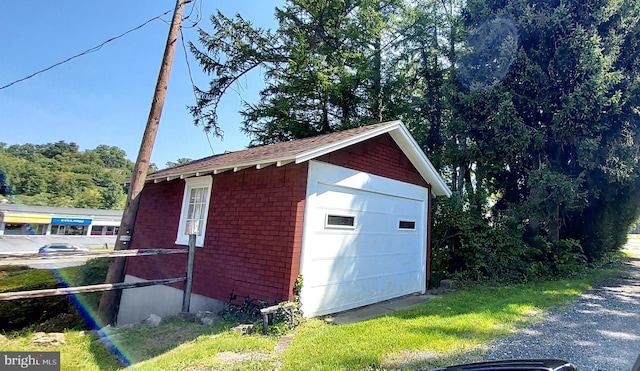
[453, 0, 640, 260]
[0, 167, 12, 197]
[191, 0, 406, 145]
[165, 158, 193, 168]
[0, 141, 132, 209]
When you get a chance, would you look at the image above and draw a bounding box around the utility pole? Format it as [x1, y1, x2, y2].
[97, 0, 191, 327]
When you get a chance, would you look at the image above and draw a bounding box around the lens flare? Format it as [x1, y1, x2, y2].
[456, 17, 520, 92]
[51, 268, 132, 366]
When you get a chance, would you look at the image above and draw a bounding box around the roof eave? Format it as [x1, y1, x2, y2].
[295, 120, 452, 197]
[388, 125, 452, 197]
[142, 120, 452, 198]
[145, 156, 298, 183]
[295, 120, 403, 164]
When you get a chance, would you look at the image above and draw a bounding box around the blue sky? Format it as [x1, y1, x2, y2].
[0, 0, 282, 168]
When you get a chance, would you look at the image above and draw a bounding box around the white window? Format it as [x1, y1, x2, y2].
[176, 176, 212, 247]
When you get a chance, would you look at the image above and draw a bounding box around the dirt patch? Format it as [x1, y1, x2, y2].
[381, 350, 440, 368]
[216, 351, 273, 363]
[274, 334, 294, 353]
[31, 332, 66, 346]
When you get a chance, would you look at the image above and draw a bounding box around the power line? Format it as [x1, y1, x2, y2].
[179, 25, 218, 155]
[0, 9, 173, 91]
[182, 0, 203, 29]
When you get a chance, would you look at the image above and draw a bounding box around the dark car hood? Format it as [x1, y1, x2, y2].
[432, 359, 578, 371]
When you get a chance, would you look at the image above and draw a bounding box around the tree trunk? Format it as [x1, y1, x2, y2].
[549, 204, 560, 243]
[372, 36, 383, 122]
[321, 96, 331, 133]
[372, 1, 383, 122]
[528, 154, 541, 234]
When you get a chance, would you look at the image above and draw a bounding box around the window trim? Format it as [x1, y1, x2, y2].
[175, 176, 213, 247]
[324, 214, 356, 230]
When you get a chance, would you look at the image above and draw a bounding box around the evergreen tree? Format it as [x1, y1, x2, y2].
[191, 0, 404, 145]
[189, 0, 640, 279]
[458, 0, 640, 259]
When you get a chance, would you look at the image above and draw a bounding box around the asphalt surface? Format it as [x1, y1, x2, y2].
[0, 235, 115, 269]
[0, 235, 115, 254]
[483, 256, 640, 371]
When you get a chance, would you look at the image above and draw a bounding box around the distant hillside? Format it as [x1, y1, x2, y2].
[0, 141, 133, 209]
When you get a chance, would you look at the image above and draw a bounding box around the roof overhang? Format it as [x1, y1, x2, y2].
[145, 121, 452, 197]
[294, 121, 451, 197]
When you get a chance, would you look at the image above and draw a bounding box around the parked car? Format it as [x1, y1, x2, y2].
[38, 243, 89, 254]
[432, 359, 578, 371]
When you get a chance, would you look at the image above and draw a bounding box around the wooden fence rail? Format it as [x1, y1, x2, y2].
[0, 248, 188, 266]
[0, 240, 196, 315]
[0, 277, 186, 301]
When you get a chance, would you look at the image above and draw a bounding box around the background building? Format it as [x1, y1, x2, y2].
[0, 202, 122, 253]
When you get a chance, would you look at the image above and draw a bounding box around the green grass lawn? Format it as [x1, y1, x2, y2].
[279, 273, 614, 370]
[0, 264, 618, 370]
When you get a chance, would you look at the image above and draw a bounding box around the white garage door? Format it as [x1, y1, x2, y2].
[300, 161, 428, 317]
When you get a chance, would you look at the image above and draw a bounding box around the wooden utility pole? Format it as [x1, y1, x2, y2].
[97, 0, 191, 327]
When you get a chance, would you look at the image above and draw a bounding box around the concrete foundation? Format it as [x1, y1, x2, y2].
[117, 274, 226, 325]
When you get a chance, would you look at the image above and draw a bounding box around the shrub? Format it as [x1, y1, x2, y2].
[72, 258, 110, 310]
[0, 259, 111, 333]
[431, 196, 591, 284]
[269, 301, 304, 336]
[75, 258, 110, 285]
[547, 239, 588, 277]
[220, 296, 274, 324]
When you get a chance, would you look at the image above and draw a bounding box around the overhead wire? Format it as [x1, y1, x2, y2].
[182, 0, 203, 29]
[4, 0, 216, 156]
[180, 22, 217, 155]
[181, 0, 217, 154]
[0, 8, 173, 90]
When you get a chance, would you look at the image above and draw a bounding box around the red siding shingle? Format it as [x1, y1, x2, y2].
[126, 162, 308, 304]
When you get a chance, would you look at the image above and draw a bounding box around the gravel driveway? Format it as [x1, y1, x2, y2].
[482, 257, 640, 371]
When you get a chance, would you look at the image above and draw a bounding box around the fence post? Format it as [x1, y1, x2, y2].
[182, 234, 196, 312]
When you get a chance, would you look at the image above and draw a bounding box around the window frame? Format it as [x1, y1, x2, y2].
[398, 220, 417, 231]
[324, 214, 356, 230]
[175, 176, 213, 247]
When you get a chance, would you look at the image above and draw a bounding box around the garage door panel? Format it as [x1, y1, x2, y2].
[302, 272, 423, 315]
[306, 242, 421, 264]
[305, 232, 421, 260]
[305, 272, 422, 299]
[317, 186, 422, 214]
[310, 213, 422, 238]
[304, 253, 422, 286]
[301, 161, 428, 317]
